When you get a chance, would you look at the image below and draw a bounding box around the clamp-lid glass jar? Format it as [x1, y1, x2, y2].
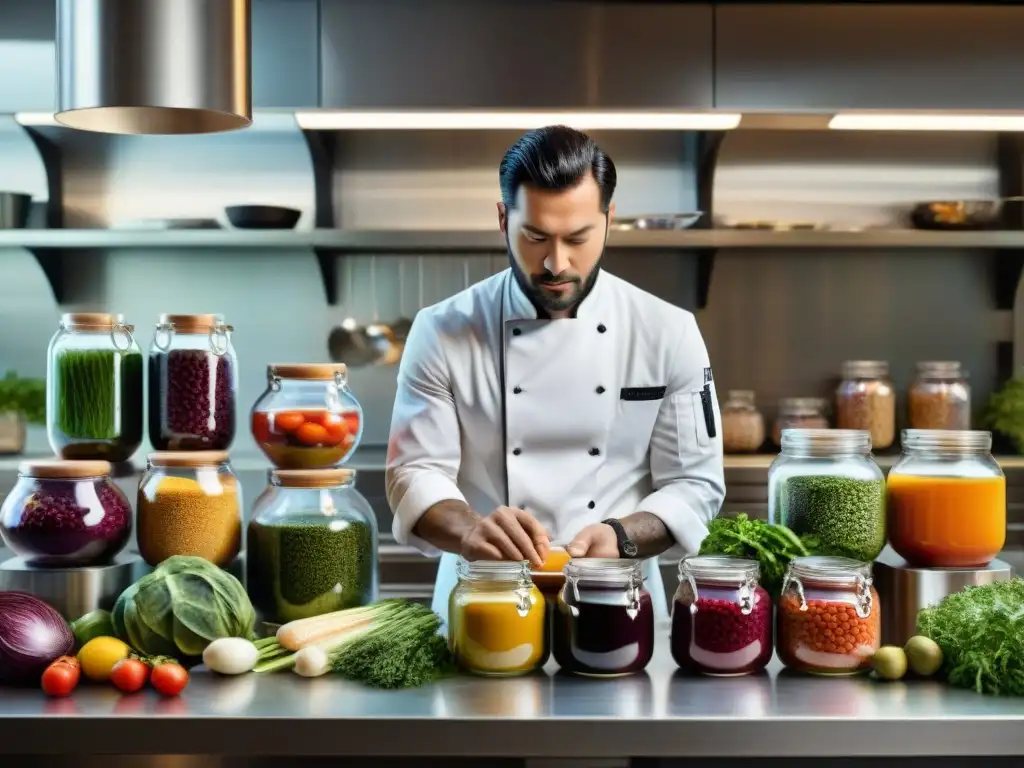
[0, 460, 132, 566]
[251, 364, 363, 469]
[46, 313, 144, 462]
[554, 559, 654, 677]
[721, 390, 766, 454]
[835, 360, 895, 451]
[148, 313, 237, 451]
[671, 555, 772, 676]
[887, 429, 1005, 568]
[772, 397, 829, 448]
[769, 429, 886, 562]
[448, 559, 547, 677]
[777, 556, 880, 675]
[909, 361, 971, 430]
[137, 451, 242, 567]
[247, 468, 378, 624]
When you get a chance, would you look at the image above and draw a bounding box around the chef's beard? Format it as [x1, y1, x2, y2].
[507, 240, 604, 317]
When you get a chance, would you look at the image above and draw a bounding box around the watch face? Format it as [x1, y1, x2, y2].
[623, 541, 639, 558]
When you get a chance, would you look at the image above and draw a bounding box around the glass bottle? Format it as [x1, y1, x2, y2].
[909, 361, 971, 430]
[721, 390, 766, 454]
[448, 559, 547, 677]
[148, 313, 237, 451]
[835, 360, 895, 450]
[46, 313, 143, 462]
[248, 468, 378, 624]
[772, 397, 829, 448]
[887, 429, 1004, 568]
[251, 364, 363, 469]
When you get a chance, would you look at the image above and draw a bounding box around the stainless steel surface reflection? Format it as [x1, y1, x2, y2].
[433, 673, 549, 718]
[667, 670, 772, 718]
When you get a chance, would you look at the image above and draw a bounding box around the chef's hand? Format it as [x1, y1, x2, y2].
[460, 506, 550, 568]
[566, 523, 620, 559]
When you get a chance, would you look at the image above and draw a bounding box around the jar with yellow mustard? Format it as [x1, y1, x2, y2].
[449, 559, 547, 677]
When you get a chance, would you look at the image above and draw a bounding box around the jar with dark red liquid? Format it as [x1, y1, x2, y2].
[553, 559, 654, 677]
[149, 314, 237, 451]
[0, 460, 132, 567]
[671, 555, 773, 676]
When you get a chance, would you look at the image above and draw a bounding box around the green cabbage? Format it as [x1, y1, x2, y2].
[112, 556, 256, 661]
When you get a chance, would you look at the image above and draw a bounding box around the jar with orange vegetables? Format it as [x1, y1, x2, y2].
[887, 429, 1005, 568]
[448, 559, 547, 677]
[777, 556, 879, 676]
[251, 364, 363, 469]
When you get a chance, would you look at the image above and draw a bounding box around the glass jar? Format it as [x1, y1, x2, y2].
[769, 429, 885, 562]
[448, 559, 547, 677]
[887, 429, 1005, 568]
[137, 451, 242, 567]
[772, 397, 829, 448]
[721, 390, 766, 453]
[777, 556, 880, 675]
[247, 468, 378, 624]
[250, 364, 363, 469]
[909, 361, 970, 431]
[46, 313, 144, 463]
[835, 360, 895, 451]
[671, 556, 773, 676]
[148, 313, 237, 451]
[0, 460, 132, 566]
[553, 559, 654, 677]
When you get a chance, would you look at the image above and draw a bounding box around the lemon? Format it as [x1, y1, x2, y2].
[78, 636, 132, 682]
[871, 646, 908, 681]
[904, 636, 943, 677]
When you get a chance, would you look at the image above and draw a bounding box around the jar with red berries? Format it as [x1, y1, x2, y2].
[251, 364, 363, 469]
[671, 555, 773, 676]
[148, 314, 237, 451]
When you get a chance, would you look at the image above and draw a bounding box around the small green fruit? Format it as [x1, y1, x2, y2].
[904, 636, 943, 677]
[872, 646, 908, 681]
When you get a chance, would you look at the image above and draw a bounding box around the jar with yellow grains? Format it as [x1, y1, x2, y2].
[448, 559, 547, 677]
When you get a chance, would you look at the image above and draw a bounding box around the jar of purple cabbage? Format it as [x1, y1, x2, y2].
[149, 314, 237, 451]
[0, 459, 132, 567]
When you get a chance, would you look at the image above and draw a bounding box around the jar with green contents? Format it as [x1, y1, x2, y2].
[46, 313, 143, 463]
[247, 468, 378, 625]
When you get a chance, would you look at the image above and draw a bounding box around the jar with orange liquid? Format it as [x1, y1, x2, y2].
[448, 559, 548, 676]
[887, 429, 1005, 568]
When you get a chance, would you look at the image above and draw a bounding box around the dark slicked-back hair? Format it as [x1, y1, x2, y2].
[499, 125, 617, 212]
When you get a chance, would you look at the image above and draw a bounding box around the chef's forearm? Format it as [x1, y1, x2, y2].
[411, 499, 481, 554]
[619, 512, 676, 558]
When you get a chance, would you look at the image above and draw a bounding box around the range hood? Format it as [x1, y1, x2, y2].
[55, 0, 251, 135]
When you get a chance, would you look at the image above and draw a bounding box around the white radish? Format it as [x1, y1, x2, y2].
[203, 637, 261, 675]
[293, 646, 330, 678]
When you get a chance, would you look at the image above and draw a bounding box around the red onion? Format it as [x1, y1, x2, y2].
[0, 592, 75, 684]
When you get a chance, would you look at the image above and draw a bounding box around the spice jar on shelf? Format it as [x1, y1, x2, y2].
[768, 429, 885, 562]
[909, 361, 971, 430]
[887, 429, 1005, 568]
[449, 559, 547, 677]
[835, 360, 895, 450]
[671, 555, 773, 677]
[149, 314, 237, 451]
[46, 313, 144, 463]
[251, 364, 363, 469]
[137, 451, 242, 567]
[721, 390, 766, 453]
[772, 398, 829, 448]
[0, 460, 132, 567]
[777, 556, 880, 676]
[247, 468, 378, 625]
[554, 559, 654, 677]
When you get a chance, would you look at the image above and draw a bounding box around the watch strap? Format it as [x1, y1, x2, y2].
[602, 518, 638, 558]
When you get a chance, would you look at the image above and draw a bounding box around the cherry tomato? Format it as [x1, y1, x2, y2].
[41, 656, 81, 698]
[251, 412, 272, 443]
[110, 658, 149, 694]
[302, 410, 330, 424]
[295, 421, 330, 446]
[322, 417, 349, 445]
[150, 663, 189, 697]
[273, 411, 306, 433]
[343, 413, 360, 436]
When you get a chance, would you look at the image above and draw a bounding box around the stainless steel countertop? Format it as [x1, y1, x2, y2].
[1, 642, 1022, 758]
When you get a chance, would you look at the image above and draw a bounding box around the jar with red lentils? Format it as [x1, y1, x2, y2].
[777, 556, 879, 676]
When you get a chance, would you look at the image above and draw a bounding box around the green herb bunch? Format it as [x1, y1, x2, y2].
[985, 378, 1024, 454]
[0, 370, 45, 424]
[698, 513, 821, 596]
[917, 578, 1024, 696]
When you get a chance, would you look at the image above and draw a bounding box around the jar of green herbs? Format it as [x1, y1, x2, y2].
[768, 429, 886, 562]
[247, 468, 378, 625]
[46, 313, 144, 463]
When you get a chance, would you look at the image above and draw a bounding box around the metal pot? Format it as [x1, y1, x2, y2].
[0, 193, 32, 229]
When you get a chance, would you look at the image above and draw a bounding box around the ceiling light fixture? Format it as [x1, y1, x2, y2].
[294, 111, 742, 131]
[829, 113, 1024, 132]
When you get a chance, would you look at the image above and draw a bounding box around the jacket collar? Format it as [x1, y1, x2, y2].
[504, 268, 607, 322]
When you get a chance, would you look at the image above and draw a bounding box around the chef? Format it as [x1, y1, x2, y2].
[386, 125, 725, 624]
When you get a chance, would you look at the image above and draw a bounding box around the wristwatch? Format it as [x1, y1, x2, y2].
[602, 518, 638, 558]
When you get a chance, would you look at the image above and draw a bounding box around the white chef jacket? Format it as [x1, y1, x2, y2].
[385, 268, 725, 625]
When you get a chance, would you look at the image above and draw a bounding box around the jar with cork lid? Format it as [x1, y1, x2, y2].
[835, 360, 895, 450]
[721, 390, 766, 453]
[908, 361, 970, 430]
[136, 451, 242, 567]
[772, 398, 829, 448]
